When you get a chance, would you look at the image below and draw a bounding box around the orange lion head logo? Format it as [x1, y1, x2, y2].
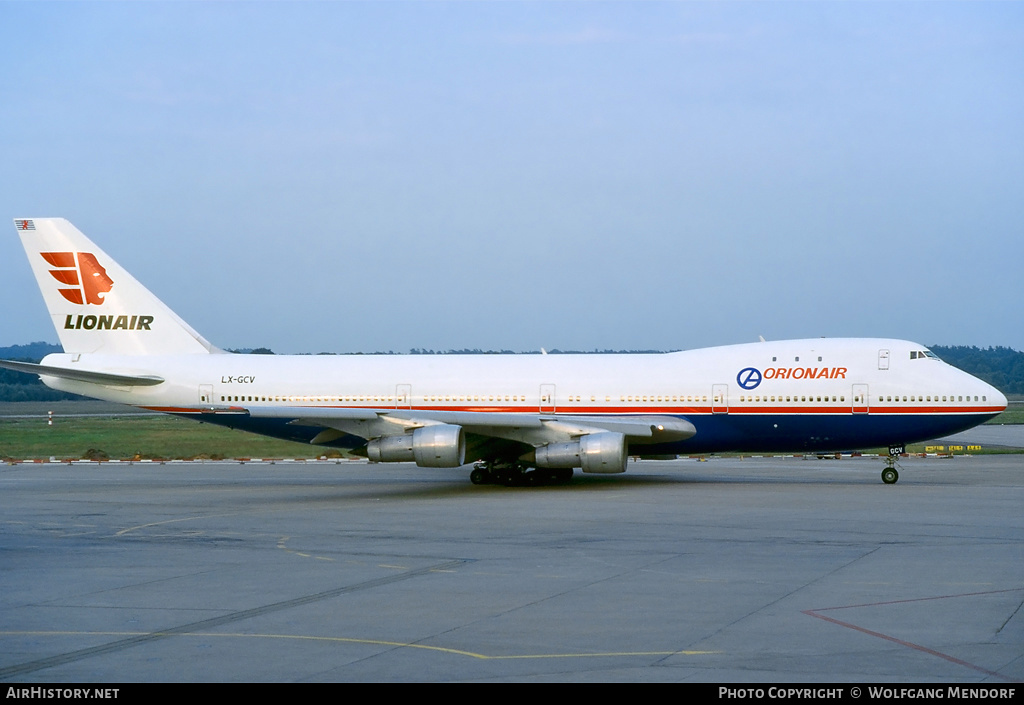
[41, 252, 114, 305]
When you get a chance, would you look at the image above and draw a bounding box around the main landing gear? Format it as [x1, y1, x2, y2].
[470, 461, 573, 487]
[882, 444, 905, 485]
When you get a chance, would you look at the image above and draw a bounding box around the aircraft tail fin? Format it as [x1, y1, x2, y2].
[13, 218, 220, 355]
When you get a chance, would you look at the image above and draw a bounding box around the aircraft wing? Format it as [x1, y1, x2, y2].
[247, 405, 696, 447]
[0, 359, 165, 387]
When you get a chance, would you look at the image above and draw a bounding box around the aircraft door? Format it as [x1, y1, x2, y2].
[852, 384, 869, 414]
[878, 349, 890, 370]
[395, 384, 412, 409]
[540, 384, 556, 413]
[712, 384, 729, 414]
[199, 384, 213, 406]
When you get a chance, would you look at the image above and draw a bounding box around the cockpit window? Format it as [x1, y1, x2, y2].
[911, 350, 941, 361]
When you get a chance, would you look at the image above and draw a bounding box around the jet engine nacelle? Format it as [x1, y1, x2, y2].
[366, 424, 466, 468]
[533, 431, 627, 474]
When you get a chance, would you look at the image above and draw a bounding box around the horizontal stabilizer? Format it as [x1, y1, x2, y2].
[0, 359, 164, 387]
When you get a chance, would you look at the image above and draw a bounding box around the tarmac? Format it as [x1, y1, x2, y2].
[1, 455, 1021, 683]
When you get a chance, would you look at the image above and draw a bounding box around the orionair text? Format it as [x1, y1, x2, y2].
[762, 367, 847, 380]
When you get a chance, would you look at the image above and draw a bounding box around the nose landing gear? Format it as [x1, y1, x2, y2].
[882, 444, 904, 484]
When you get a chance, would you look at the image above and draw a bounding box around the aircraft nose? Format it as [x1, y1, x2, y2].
[991, 385, 1008, 411]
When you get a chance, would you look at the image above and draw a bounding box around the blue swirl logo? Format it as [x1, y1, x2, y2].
[736, 367, 762, 390]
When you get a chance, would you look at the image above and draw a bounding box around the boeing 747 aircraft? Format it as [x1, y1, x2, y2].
[2, 218, 1007, 485]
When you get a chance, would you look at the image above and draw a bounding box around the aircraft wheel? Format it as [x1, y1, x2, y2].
[470, 467, 489, 485]
[881, 467, 899, 484]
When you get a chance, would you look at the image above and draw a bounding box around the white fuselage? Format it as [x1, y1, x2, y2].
[39, 337, 1006, 456]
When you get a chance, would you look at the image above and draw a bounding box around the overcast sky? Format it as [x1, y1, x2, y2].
[2, 2, 1022, 354]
